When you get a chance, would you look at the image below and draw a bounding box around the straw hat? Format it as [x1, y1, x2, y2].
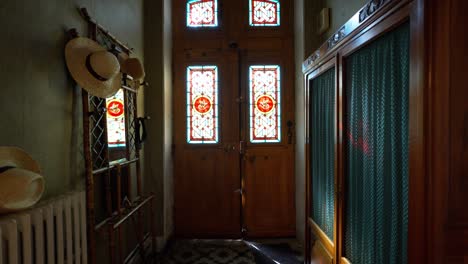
[65, 37, 122, 98]
[0, 146, 41, 173]
[0, 168, 45, 213]
[0, 147, 44, 213]
[121, 57, 145, 80]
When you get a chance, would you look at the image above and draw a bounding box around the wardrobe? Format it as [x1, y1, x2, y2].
[303, 0, 468, 263]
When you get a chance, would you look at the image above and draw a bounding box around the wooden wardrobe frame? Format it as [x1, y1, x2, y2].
[303, 0, 426, 263]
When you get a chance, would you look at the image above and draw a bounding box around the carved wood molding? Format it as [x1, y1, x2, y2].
[359, 0, 392, 22]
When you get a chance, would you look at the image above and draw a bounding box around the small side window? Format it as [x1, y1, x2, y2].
[249, 0, 280, 27]
[187, 0, 219, 28]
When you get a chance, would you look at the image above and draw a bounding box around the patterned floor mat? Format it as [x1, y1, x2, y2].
[159, 240, 256, 264]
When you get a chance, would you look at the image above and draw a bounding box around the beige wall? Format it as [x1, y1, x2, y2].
[0, 0, 144, 198]
[143, 0, 173, 249]
[294, 0, 368, 244]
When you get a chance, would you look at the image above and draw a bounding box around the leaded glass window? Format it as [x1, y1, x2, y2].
[249, 0, 280, 27]
[187, 66, 219, 144]
[249, 65, 281, 143]
[187, 0, 218, 27]
[106, 89, 126, 148]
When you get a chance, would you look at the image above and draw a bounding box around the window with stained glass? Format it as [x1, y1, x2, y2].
[187, 66, 219, 144]
[187, 0, 218, 27]
[249, 0, 280, 27]
[249, 65, 281, 143]
[106, 89, 126, 148]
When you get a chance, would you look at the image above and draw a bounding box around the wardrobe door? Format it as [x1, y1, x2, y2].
[308, 64, 337, 263]
[342, 22, 410, 264]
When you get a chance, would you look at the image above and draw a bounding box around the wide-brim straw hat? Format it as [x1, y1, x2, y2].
[0, 146, 41, 173]
[0, 147, 44, 213]
[0, 168, 45, 213]
[65, 37, 122, 98]
[121, 57, 145, 81]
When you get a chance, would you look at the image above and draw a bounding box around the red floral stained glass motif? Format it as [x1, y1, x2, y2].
[249, 65, 281, 143]
[249, 0, 280, 26]
[106, 89, 126, 147]
[187, 0, 218, 27]
[187, 66, 219, 144]
[193, 96, 212, 114]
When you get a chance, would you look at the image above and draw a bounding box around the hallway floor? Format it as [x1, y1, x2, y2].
[157, 239, 303, 264]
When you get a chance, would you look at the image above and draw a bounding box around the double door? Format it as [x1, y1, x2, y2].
[173, 49, 295, 238]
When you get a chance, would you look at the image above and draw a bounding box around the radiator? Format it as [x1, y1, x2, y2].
[0, 191, 88, 264]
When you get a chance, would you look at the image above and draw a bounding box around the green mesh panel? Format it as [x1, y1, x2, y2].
[344, 22, 409, 264]
[310, 68, 335, 241]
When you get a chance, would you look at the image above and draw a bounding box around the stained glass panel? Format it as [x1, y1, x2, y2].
[249, 0, 280, 27]
[249, 65, 281, 143]
[187, 0, 218, 27]
[187, 66, 219, 144]
[106, 89, 126, 148]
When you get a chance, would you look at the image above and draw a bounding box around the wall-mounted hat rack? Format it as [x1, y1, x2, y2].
[68, 7, 155, 264]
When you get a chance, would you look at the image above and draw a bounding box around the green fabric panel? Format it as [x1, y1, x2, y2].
[344, 22, 410, 264]
[310, 67, 335, 241]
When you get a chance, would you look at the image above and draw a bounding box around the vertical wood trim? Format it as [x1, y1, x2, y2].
[304, 71, 311, 263]
[407, 0, 428, 262]
[336, 51, 345, 263]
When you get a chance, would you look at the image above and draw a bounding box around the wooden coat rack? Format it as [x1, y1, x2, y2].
[68, 7, 155, 264]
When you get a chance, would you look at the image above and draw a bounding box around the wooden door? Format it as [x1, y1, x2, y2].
[241, 53, 296, 237]
[173, 51, 242, 237]
[173, 0, 295, 238]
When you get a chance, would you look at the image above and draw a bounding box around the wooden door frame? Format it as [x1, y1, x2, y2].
[172, 0, 296, 238]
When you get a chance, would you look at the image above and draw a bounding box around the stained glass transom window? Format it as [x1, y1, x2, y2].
[187, 66, 219, 144]
[249, 0, 280, 27]
[106, 89, 126, 148]
[249, 65, 281, 143]
[187, 0, 218, 27]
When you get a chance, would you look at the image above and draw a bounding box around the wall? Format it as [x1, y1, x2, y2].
[0, 0, 144, 198]
[294, 0, 368, 244]
[143, 0, 173, 250]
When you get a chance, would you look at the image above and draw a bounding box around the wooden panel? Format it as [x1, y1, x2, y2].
[244, 147, 295, 237]
[446, 0, 468, 259]
[174, 148, 241, 236]
[426, 0, 468, 262]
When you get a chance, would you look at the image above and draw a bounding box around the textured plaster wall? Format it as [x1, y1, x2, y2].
[0, 0, 144, 198]
[294, 0, 368, 244]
